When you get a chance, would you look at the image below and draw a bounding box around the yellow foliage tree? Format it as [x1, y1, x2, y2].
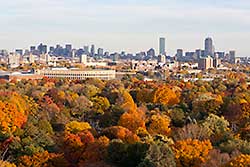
[148, 114, 171, 136]
[224, 154, 250, 167]
[0, 160, 16, 167]
[173, 139, 213, 167]
[65, 121, 91, 134]
[119, 90, 137, 112]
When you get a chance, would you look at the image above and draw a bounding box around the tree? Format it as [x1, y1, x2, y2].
[117, 90, 137, 112]
[169, 108, 185, 127]
[91, 96, 110, 115]
[0, 101, 27, 137]
[138, 141, 176, 167]
[63, 131, 95, 164]
[0, 160, 16, 167]
[102, 126, 140, 144]
[152, 85, 180, 106]
[224, 154, 250, 167]
[118, 110, 146, 133]
[201, 149, 230, 167]
[202, 114, 230, 144]
[79, 136, 110, 165]
[148, 114, 171, 136]
[65, 121, 91, 134]
[173, 139, 213, 167]
[136, 88, 154, 103]
[192, 93, 223, 115]
[107, 140, 148, 167]
[18, 151, 69, 167]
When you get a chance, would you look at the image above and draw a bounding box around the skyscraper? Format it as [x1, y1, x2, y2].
[204, 37, 214, 57]
[84, 46, 89, 54]
[65, 44, 72, 52]
[90, 45, 95, 56]
[159, 37, 166, 55]
[97, 48, 104, 56]
[176, 49, 183, 58]
[229, 50, 236, 64]
[38, 43, 47, 54]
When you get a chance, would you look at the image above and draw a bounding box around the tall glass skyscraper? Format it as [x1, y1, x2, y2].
[159, 37, 166, 55]
[205, 37, 214, 57]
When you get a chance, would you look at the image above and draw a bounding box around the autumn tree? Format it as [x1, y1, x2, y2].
[224, 154, 250, 167]
[118, 109, 146, 133]
[107, 139, 149, 167]
[138, 141, 176, 167]
[152, 85, 180, 106]
[79, 136, 110, 166]
[90, 96, 110, 115]
[173, 139, 213, 167]
[18, 151, 69, 167]
[102, 126, 140, 144]
[0, 160, 16, 167]
[148, 114, 171, 136]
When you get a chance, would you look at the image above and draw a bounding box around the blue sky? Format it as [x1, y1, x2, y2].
[0, 0, 249, 56]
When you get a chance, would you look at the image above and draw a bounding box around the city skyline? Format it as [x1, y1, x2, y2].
[0, 0, 250, 56]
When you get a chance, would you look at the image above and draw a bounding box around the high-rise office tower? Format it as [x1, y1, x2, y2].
[65, 44, 72, 52]
[84, 46, 89, 54]
[90, 45, 95, 56]
[229, 50, 236, 64]
[204, 37, 214, 57]
[195, 49, 202, 59]
[159, 37, 166, 55]
[176, 49, 183, 57]
[38, 43, 47, 54]
[97, 48, 104, 56]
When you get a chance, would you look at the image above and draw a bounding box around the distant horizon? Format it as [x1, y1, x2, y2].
[0, 0, 249, 56]
[1, 36, 247, 57]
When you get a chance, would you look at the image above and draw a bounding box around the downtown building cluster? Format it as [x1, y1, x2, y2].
[0, 37, 249, 82]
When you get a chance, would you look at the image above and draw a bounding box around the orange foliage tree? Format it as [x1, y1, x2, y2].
[102, 126, 140, 144]
[152, 85, 180, 106]
[173, 139, 213, 167]
[79, 136, 110, 166]
[63, 121, 95, 164]
[18, 151, 69, 167]
[118, 109, 146, 133]
[0, 92, 29, 136]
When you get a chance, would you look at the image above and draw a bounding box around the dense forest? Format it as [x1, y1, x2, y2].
[0, 73, 250, 167]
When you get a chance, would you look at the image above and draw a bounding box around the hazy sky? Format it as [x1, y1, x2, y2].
[0, 0, 250, 56]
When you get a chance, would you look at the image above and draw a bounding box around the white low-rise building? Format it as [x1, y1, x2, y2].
[36, 68, 116, 80]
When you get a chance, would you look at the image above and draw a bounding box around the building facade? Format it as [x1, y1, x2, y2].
[205, 37, 214, 57]
[198, 56, 214, 70]
[159, 37, 166, 55]
[36, 69, 116, 80]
